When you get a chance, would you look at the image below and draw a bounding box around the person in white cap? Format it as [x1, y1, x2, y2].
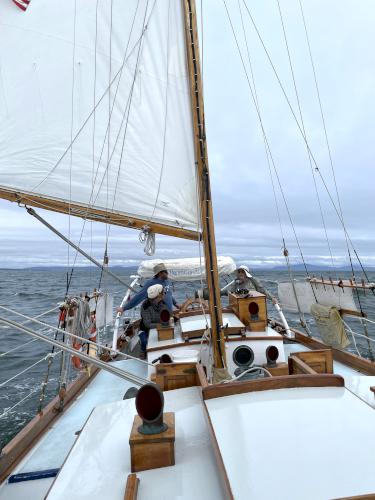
[138, 284, 167, 353]
[117, 262, 179, 315]
[231, 265, 277, 304]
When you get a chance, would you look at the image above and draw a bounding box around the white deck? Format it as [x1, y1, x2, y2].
[205, 386, 375, 500]
[0, 360, 148, 500]
[46, 387, 224, 500]
[180, 312, 245, 334]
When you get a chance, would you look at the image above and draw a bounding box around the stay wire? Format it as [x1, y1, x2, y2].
[237, 0, 285, 244]
[276, 0, 337, 279]
[242, 0, 371, 286]
[64, 0, 143, 293]
[223, 0, 317, 301]
[150, 0, 171, 224]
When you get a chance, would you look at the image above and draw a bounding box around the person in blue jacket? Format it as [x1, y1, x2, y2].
[117, 262, 180, 314]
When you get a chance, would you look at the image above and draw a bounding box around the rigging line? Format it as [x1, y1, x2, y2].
[110, 0, 153, 210]
[298, 0, 344, 222]
[297, 2, 372, 292]
[150, 0, 171, 222]
[65, 0, 143, 292]
[276, 0, 337, 279]
[241, 0, 370, 283]
[68, 0, 77, 270]
[103, 0, 155, 242]
[105, 0, 114, 247]
[91, 0, 100, 281]
[223, 0, 316, 299]
[237, 0, 285, 244]
[0, 304, 153, 367]
[25, 206, 136, 291]
[0, 351, 61, 389]
[0, 387, 40, 420]
[28, 19, 147, 196]
[0, 316, 149, 387]
[0, 338, 38, 358]
[89, 0, 155, 266]
[75, 0, 151, 255]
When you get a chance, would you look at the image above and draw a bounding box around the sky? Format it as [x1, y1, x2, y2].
[0, 0, 374, 270]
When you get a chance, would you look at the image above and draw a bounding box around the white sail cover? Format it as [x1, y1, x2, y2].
[138, 256, 236, 281]
[278, 281, 357, 314]
[0, 0, 198, 231]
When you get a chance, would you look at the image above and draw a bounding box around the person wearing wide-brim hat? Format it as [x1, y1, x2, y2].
[230, 265, 277, 304]
[117, 262, 180, 315]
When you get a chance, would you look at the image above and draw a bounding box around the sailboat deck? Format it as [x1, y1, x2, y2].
[0, 359, 148, 500]
[45, 386, 224, 500]
[205, 386, 375, 500]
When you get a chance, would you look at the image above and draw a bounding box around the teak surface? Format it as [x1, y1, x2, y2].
[155, 362, 198, 391]
[202, 374, 344, 400]
[290, 349, 333, 374]
[229, 292, 267, 331]
[129, 412, 175, 473]
[124, 474, 139, 500]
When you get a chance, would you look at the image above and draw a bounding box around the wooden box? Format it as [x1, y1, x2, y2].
[157, 319, 174, 341]
[262, 362, 289, 376]
[229, 291, 267, 332]
[129, 412, 175, 473]
[155, 362, 198, 391]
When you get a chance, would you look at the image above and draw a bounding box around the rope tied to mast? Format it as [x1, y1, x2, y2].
[139, 225, 156, 256]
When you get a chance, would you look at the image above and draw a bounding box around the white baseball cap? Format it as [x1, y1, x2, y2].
[147, 284, 164, 299]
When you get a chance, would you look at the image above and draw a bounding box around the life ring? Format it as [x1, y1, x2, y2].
[71, 342, 83, 369]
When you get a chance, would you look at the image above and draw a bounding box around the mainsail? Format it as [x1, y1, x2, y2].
[0, 0, 198, 238]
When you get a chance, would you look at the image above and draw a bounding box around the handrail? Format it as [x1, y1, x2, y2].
[112, 276, 140, 354]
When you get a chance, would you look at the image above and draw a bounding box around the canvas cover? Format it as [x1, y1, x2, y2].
[137, 256, 236, 281]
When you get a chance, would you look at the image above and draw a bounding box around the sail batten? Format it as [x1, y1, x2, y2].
[0, 0, 198, 233]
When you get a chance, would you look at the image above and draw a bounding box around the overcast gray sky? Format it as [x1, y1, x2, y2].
[1, 0, 374, 269]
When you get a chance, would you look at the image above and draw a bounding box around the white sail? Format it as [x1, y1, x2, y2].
[0, 0, 198, 232]
[278, 281, 358, 314]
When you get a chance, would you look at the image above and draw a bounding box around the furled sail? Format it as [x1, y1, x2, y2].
[0, 0, 198, 238]
[137, 256, 237, 281]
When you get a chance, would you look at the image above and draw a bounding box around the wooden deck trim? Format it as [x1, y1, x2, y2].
[202, 374, 344, 401]
[0, 367, 99, 484]
[292, 329, 375, 375]
[196, 363, 209, 389]
[202, 403, 234, 500]
[288, 355, 317, 375]
[331, 494, 375, 500]
[124, 473, 139, 499]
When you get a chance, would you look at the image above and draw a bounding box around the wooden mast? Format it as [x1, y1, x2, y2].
[182, 0, 226, 369]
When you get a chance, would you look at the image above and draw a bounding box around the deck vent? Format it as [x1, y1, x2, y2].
[233, 345, 254, 368]
[265, 345, 279, 367]
[135, 383, 168, 435]
[160, 308, 171, 327]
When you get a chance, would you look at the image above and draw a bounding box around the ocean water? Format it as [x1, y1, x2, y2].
[1, 267, 375, 447]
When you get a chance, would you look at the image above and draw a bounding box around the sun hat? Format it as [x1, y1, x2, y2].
[237, 265, 252, 278]
[147, 284, 164, 299]
[153, 262, 168, 276]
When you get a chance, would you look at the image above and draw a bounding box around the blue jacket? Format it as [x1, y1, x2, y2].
[123, 278, 177, 312]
